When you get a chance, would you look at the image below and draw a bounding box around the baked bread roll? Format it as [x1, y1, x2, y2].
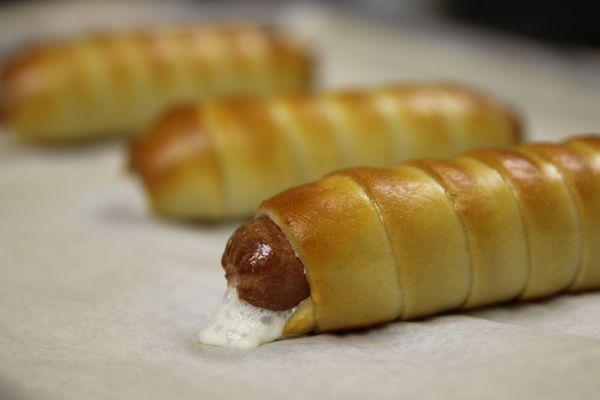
[0, 25, 311, 141]
[131, 83, 521, 220]
[198, 135, 600, 348]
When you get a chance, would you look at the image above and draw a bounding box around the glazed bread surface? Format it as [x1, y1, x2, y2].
[0, 25, 312, 141]
[249, 136, 600, 335]
[130, 83, 521, 220]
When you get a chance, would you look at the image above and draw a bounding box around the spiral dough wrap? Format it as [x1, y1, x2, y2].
[1, 25, 311, 140]
[231, 136, 600, 335]
[130, 83, 521, 220]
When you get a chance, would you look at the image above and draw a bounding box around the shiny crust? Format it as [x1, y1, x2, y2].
[1, 25, 312, 140]
[410, 157, 529, 308]
[135, 83, 522, 219]
[468, 148, 581, 299]
[129, 105, 225, 219]
[260, 174, 401, 331]
[563, 136, 600, 290]
[269, 94, 343, 180]
[205, 98, 299, 217]
[222, 135, 600, 335]
[337, 165, 471, 319]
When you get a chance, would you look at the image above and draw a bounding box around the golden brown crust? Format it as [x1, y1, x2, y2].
[336, 165, 471, 319]
[467, 148, 581, 299]
[217, 135, 600, 336]
[410, 157, 529, 307]
[521, 143, 594, 291]
[129, 104, 225, 218]
[269, 93, 343, 181]
[569, 135, 600, 152]
[1, 25, 313, 140]
[283, 299, 315, 335]
[130, 104, 203, 187]
[0, 47, 53, 129]
[222, 216, 310, 311]
[425, 82, 524, 144]
[260, 174, 402, 331]
[373, 84, 454, 159]
[135, 83, 521, 219]
[205, 97, 299, 217]
[562, 136, 600, 290]
[324, 90, 395, 167]
[373, 83, 522, 159]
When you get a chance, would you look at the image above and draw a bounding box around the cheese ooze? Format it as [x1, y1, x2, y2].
[198, 287, 296, 348]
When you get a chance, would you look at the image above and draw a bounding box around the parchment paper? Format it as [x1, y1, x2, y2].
[1, 3, 600, 399]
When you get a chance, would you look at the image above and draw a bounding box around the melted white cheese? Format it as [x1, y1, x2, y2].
[198, 288, 295, 349]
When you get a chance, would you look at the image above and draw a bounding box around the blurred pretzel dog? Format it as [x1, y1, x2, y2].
[0, 25, 311, 141]
[130, 83, 521, 220]
[199, 135, 600, 348]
